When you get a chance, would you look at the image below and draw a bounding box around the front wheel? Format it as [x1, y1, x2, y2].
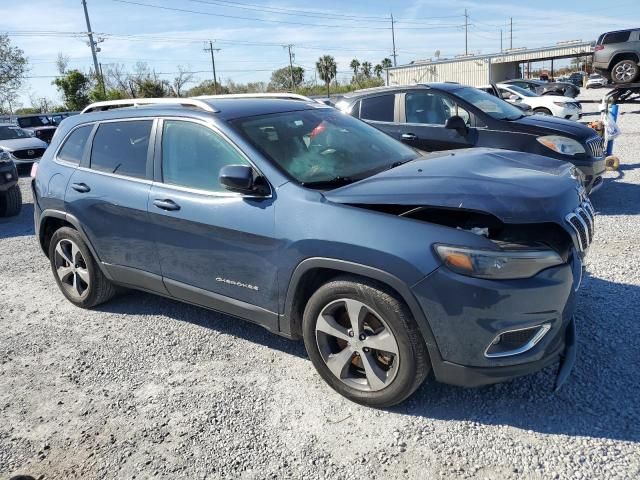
[0, 184, 22, 217]
[611, 59, 639, 84]
[302, 276, 430, 408]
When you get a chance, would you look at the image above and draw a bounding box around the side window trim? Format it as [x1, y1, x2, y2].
[86, 117, 156, 180]
[155, 117, 272, 198]
[53, 122, 97, 167]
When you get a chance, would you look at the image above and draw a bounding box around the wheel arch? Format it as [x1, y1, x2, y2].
[608, 51, 640, 69]
[38, 210, 109, 277]
[281, 258, 441, 359]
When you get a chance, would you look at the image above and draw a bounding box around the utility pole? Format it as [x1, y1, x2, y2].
[500, 29, 503, 52]
[390, 13, 398, 67]
[464, 9, 469, 55]
[510, 17, 513, 49]
[204, 41, 221, 94]
[286, 44, 295, 90]
[81, 0, 102, 89]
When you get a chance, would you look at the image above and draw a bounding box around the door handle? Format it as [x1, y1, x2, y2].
[153, 199, 181, 211]
[401, 133, 417, 140]
[71, 182, 91, 193]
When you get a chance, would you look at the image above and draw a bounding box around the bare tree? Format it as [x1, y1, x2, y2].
[171, 65, 195, 97]
[56, 53, 69, 75]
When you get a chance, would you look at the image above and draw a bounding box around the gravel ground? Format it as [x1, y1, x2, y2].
[1, 89, 639, 479]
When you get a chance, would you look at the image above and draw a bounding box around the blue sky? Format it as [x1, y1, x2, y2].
[2, 0, 638, 106]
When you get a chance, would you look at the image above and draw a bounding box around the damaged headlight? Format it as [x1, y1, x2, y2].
[435, 244, 564, 280]
[537, 135, 585, 156]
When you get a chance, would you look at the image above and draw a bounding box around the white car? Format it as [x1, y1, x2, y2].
[0, 123, 49, 166]
[485, 84, 582, 121]
[586, 74, 608, 89]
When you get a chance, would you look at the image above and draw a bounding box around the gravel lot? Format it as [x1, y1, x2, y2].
[1, 88, 639, 479]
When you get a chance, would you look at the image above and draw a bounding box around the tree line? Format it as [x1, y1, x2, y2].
[0, 34, 394, 113]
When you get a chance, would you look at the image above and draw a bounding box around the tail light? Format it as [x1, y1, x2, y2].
[594, 45, 604, 51]
[30, 162, 39, 178]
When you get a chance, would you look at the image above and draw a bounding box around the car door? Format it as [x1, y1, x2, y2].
[356, 93, 404, 139]
[64, 118, 165, 291]
[147, 118, 280, 326]
[397, 90, 475, 152]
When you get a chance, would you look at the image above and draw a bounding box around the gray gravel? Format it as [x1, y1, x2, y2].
[1, 89, 639, 479]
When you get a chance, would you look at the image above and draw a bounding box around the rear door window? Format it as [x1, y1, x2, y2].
[360, 95, 395, 122]
[90, 120, 153, 179]
[57, 125, 93, 165]
[405, 91, 471, 125]
[603, 31, 631, 44]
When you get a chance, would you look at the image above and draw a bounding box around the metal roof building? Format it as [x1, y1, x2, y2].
[386, 41, 593, 87]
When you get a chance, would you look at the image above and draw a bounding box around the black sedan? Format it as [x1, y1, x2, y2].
[336, 83, 604, 193]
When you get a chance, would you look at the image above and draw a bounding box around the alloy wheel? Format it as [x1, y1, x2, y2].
[614, 62, 637, 83]
[53, 238, 90, 300]
[315, 298, 400, 392]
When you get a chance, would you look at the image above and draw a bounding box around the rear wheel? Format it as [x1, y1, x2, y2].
[302, 276, 430, 408]
[0, 185, 22, 217]
[611, 59, 639, 84]
[48, 227, 116, 308]
[533, 107, 553, 116]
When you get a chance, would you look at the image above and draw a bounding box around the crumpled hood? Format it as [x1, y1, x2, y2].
[324, 148, 582, 224]
[0, 137, 49, 151]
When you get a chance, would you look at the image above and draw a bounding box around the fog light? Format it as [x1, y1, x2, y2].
[5, 172, 12, 181]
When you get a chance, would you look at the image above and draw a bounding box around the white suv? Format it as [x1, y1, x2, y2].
[481, 84, 582, 121]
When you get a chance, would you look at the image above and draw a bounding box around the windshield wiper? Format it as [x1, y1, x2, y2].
[301, 176, 355, 189]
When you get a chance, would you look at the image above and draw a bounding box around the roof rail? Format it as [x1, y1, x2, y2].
[194, 93, 314, 102]
[81, 98, 218, 114]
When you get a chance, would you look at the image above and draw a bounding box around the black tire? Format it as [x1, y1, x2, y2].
[48, 227, 116, 308]
[0, 184, 22, 217]
[611, 59, 639, 84]
[533, 107, 553, 116]
[302, 276, 430, 408]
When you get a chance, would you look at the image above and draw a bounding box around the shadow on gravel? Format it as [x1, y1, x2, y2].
[95, 292, 307, 359]
[590, 173, 640, 215]
[0, 201, 35, 240]
[395, 273, 640, 444]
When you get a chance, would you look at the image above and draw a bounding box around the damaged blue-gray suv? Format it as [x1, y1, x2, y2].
[33, 95, 592, 407]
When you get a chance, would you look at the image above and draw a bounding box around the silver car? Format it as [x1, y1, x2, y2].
[0, 123, 49, 166]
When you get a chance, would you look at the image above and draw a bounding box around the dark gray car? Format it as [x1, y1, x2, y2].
[33, 97, 590, 407]
[593, 28, 640, 84]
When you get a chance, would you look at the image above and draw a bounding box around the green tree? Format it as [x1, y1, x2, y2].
[0, 34, 28, 113]
[185, 80, 230, 96]
[269, 66, 304, 90]
[53, 69, 91, 111]
[349, 58, 360, 77]
[374, 64, 383, 78]
[361, 61, 372, 78]
[381, 58, 393, 69]
[316, 55, 337, 98]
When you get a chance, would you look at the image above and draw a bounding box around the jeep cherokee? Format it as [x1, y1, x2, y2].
[33, 97, 591, 407]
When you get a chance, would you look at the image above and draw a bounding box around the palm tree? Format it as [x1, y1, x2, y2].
[361, 61, 372, 78]
[316, 55, 337, 98]
[381, 58, 393, 69]
[374, 64, 383, 78]
[349, 58, 360, 78]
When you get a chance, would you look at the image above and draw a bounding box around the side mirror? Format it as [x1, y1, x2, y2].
[219, 165, 269, 196]
[444, 116, 468, 136]
[500, 91, 512, 100]
[509, 94, 520, 102]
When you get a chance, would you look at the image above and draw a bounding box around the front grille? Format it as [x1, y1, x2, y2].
[485, 324, 551, 358]
[11, 148, 45, 160]
[586, 136, 605, 158]
[566, 200, 595, 252]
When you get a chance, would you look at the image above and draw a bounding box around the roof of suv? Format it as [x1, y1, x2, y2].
[63, 98, 327, 132]
[342, 83, 465, 100]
